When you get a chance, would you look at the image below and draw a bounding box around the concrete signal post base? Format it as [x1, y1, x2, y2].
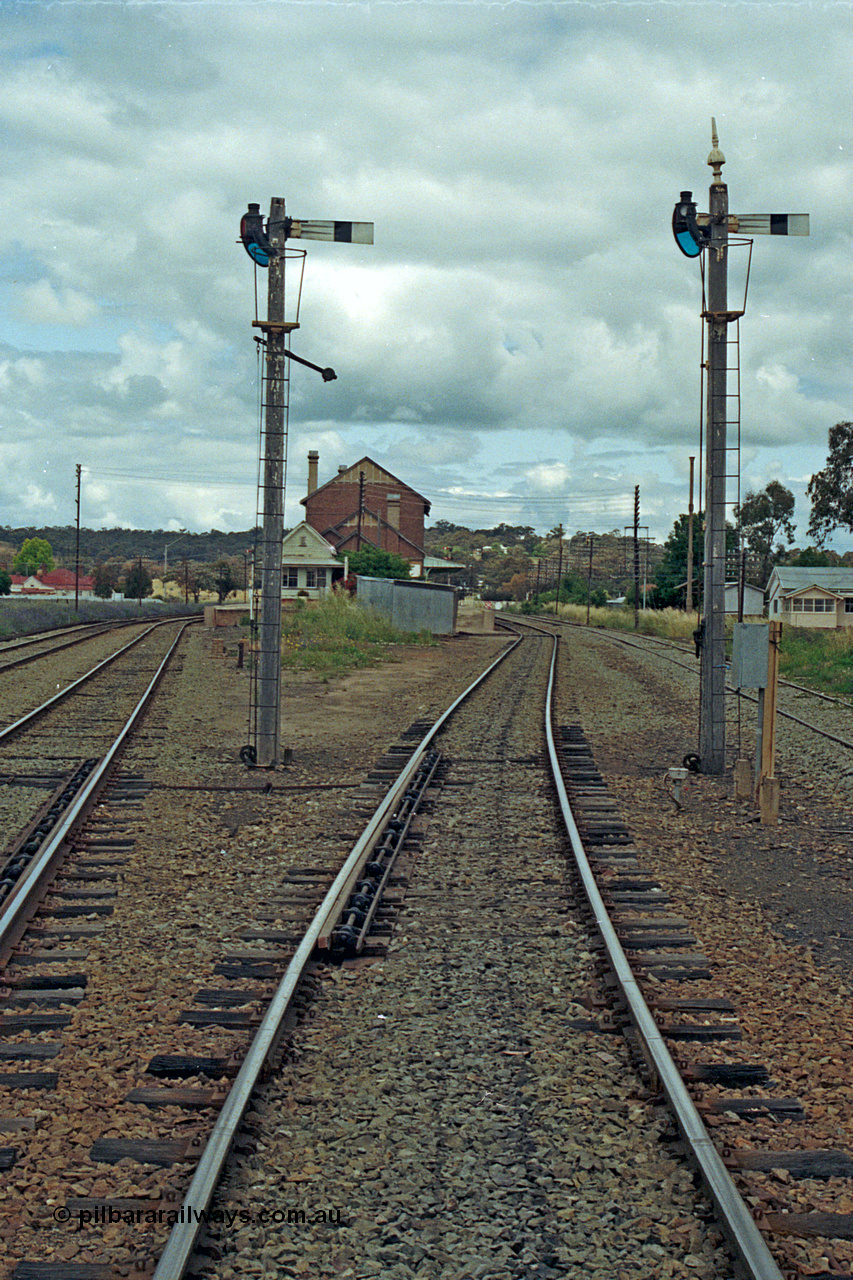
[759, 775, 780, 827]
[733, 757, 753, 801]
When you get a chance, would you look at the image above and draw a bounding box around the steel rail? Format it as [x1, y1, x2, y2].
[152, 628, 522, 1280]
[0, 620, 194, 966]
[0, 620, 116, 654]
[0, 621, 111, 656]
[0, 617, 197, 744]
[0, 618, 168, 675]
[511, 613, 853, 759]
[543, 635, 784, 1280]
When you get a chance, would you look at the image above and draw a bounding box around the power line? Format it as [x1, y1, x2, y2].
[84, 466, 257, 490]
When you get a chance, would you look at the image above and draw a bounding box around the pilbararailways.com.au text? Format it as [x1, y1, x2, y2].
[54, 1205, 342, 1231]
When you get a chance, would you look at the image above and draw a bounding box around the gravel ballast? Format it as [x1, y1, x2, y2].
[206, 634, 732, 1280]
[4, 621, 853, 1277]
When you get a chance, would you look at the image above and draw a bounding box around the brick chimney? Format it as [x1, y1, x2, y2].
[307, 450, 319, 496]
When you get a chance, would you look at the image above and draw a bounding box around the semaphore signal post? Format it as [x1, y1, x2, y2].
[673, 121, 808, 775]
[239, 199, 373, 768]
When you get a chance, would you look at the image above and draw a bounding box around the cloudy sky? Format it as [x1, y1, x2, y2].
[1, 0, 850, 549]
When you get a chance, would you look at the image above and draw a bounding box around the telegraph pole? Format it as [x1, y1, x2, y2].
[686, 455, 695, 614]
[633, 486, 640, 631]
[586, 533, 594, 626]
[356, 470, 365, 551]
[74, 463, 81, 613]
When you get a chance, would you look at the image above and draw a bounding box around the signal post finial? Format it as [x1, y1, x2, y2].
[707, 117, 726, 183]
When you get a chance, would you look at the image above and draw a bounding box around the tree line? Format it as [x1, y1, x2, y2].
[3, 420, 853, 605]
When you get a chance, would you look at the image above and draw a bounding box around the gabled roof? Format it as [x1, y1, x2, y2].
[785, 584, 844, 600]
[281, 521, 338, 557]
[323, 512, 425, 560]
[39, 568, 95, 588]
[12, 569, 94, 589]
[768, 566, 853, 596]
[301, 456, 431, 512]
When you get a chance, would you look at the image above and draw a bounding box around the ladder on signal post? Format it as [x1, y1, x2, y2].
[700, 238, 753, 571]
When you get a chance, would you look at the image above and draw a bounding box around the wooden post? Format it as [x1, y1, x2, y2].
[586, 533, 594, 625]
[758, 620, 782, 824]
[633, 486, 640, 630]
[686, 455, 694, 614]
[356, 470, 365, 551]
[74, 463, 81, 612]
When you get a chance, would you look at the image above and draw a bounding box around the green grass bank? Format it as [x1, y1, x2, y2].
[277, 595, 434, 678]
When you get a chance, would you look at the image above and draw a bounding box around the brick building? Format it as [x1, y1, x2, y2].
[301, 452, 430, 574]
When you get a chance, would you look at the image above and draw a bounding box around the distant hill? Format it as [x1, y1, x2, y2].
[0, 525, 261, 569]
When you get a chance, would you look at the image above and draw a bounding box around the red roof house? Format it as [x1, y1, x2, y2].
[10, 568, 95, 598]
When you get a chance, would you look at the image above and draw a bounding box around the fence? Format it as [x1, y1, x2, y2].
[356, 576, 458, 635]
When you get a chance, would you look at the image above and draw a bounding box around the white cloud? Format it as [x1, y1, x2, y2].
[524, 461, 571, 493]
[0, 2, 849, 544]
[22, 483, 57, 512]
[19, 279, 98, 326]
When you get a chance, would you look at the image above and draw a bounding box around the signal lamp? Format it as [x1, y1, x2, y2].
[672, 190, 706, 258]
[240, 202, 271, 267]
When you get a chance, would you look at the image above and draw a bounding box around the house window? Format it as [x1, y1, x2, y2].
[317, 569, 326, 589]
[306, 569, 316, 588]
[792, 598, 802, 611]
[286, 568, 298, 589]
[845, 599, 853, 613]
[773, 600, 779, 613]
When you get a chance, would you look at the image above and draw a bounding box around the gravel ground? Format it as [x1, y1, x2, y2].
[0, 626, 513, 1276]
[0, 622, 190, 867]
[5, 621, 853, 1277]
[560, 626, 853, 1277]
[0, 622, 156, 730]
[205, 633, 732, 1280]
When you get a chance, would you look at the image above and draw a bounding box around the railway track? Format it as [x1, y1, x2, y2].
[506, 612, 853, 764]
[2, 624, 851, 1278]
[0, 620, 202, 889]
[0, 621, 142, 676]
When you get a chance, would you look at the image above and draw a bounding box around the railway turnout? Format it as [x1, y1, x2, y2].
[1, 619, 853, 1278]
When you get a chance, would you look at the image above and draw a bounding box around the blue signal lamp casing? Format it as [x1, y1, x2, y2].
[245, 242, 269, 267]
[672, 190, 706, 258]
[240, 203, 272, 267]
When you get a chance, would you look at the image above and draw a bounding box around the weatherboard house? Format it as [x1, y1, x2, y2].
[279, 523, 343, 600]
[766, 566, 853, 629]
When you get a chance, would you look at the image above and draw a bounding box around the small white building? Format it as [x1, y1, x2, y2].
[766, 566, 853, 629]
[9, 568, 95, 599]
[724, 582, 765, 616]
[280, 522, 343, 599]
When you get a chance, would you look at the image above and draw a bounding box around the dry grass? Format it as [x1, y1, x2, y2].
[279, 594, 433, 677]
[545, 602, 702, 641]
[0, 597, 200, 641]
